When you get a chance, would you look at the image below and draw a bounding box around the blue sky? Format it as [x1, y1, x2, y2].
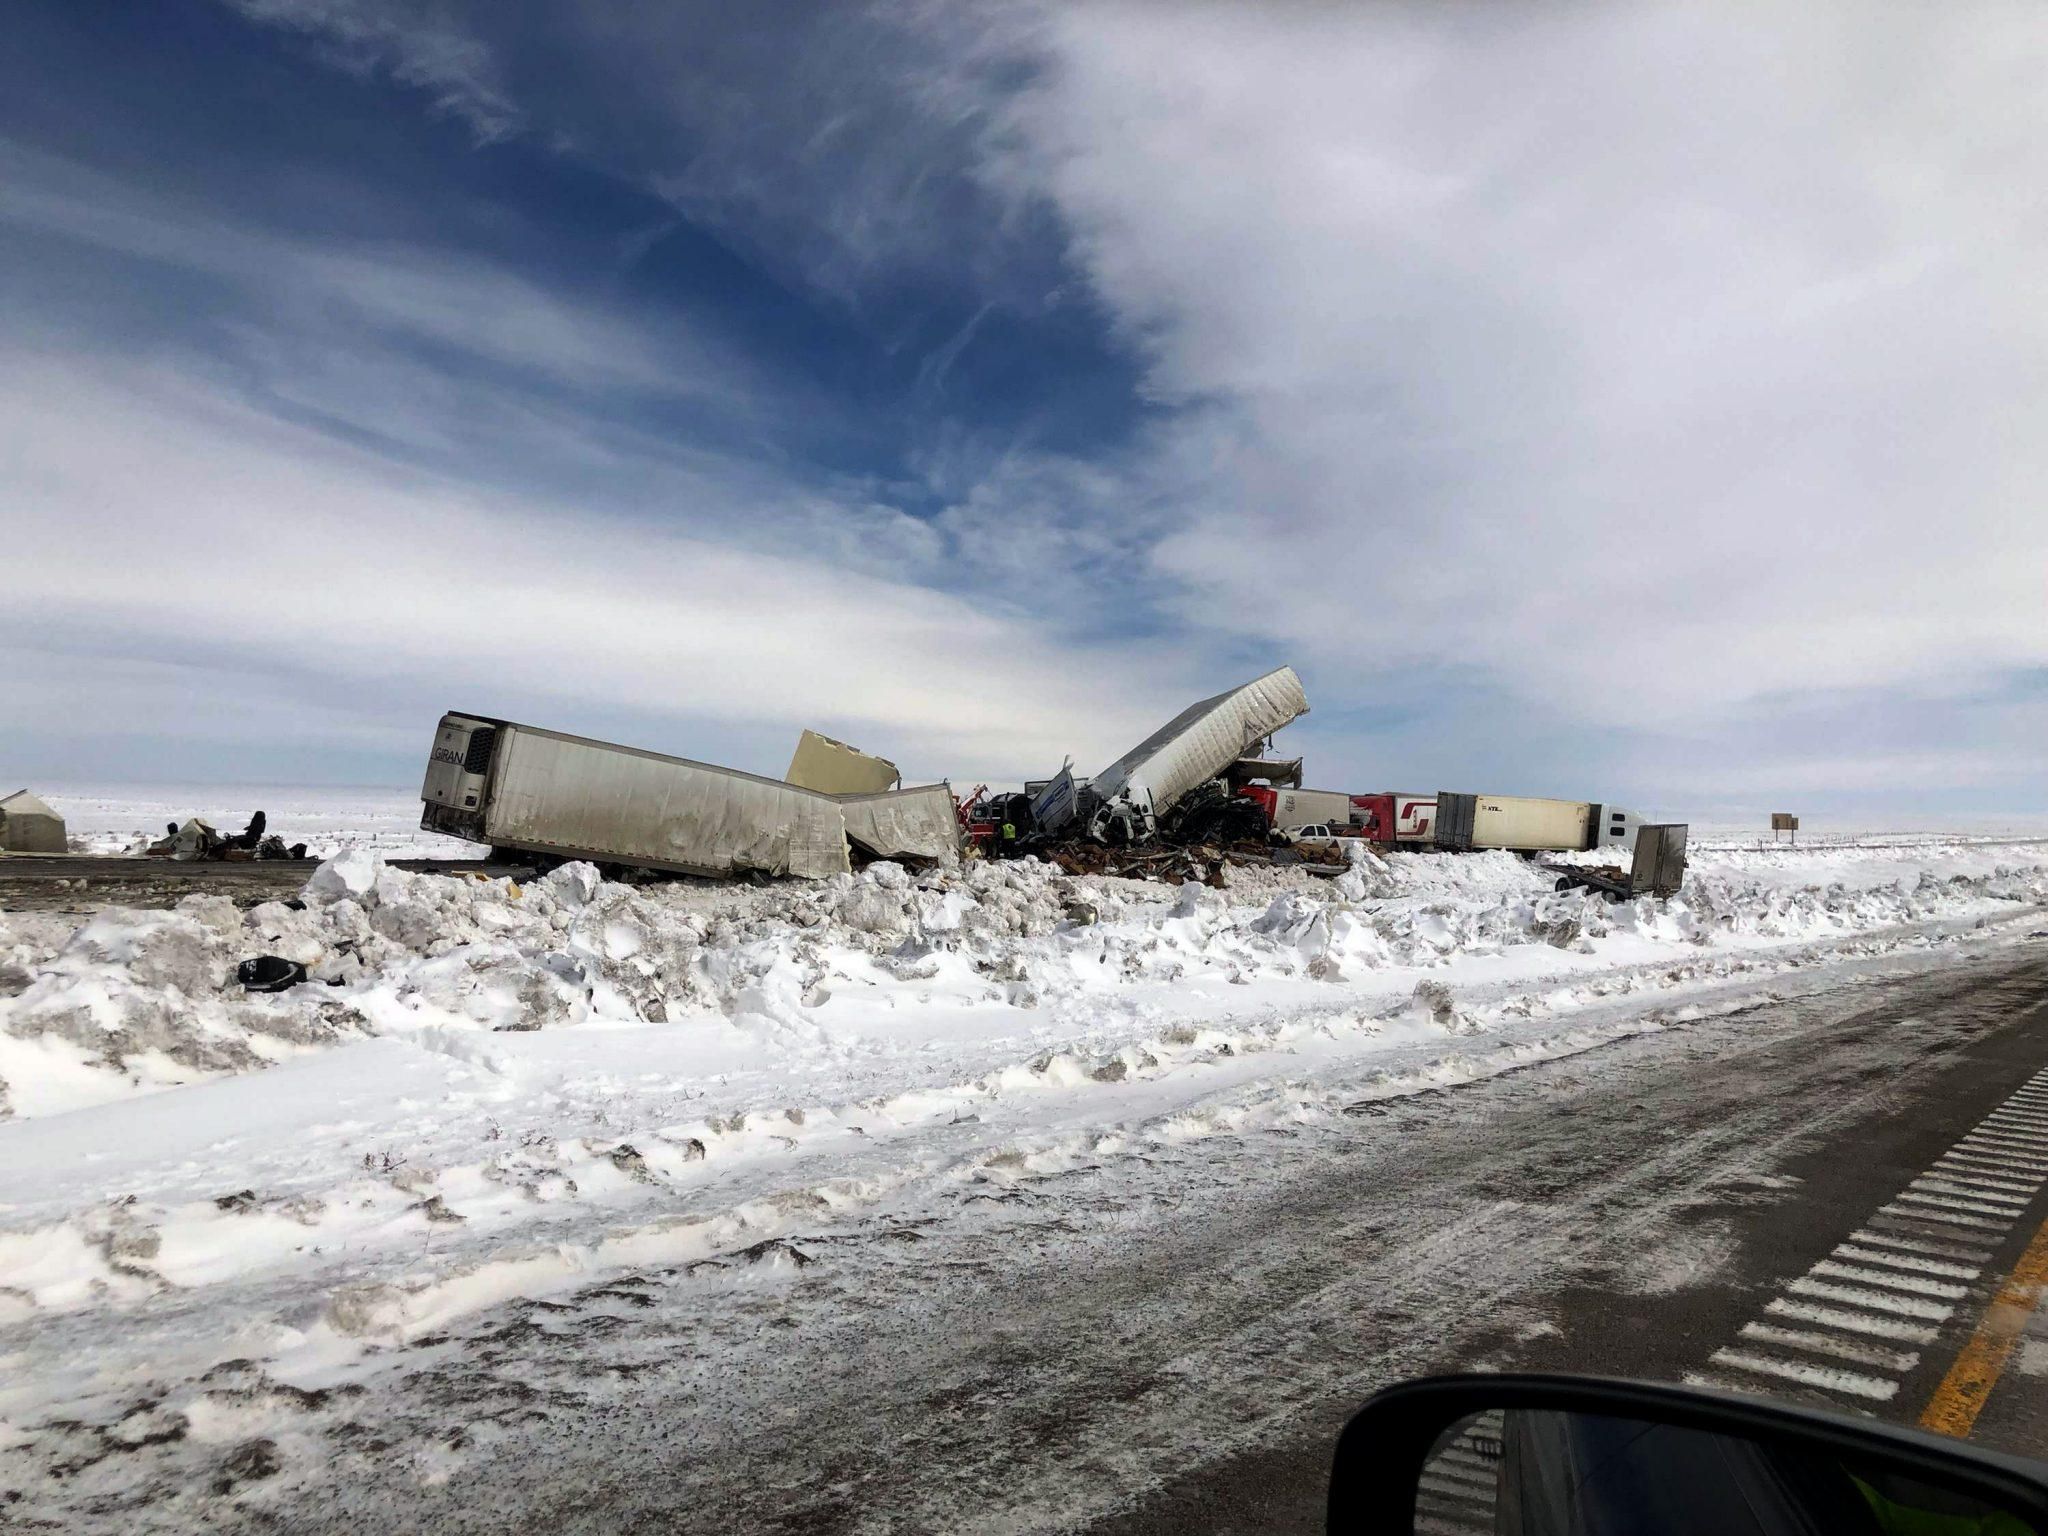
[4, 2, 2044, 824]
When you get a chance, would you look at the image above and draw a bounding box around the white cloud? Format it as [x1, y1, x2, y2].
[982, 3, 2048, 730]
[0, 353, 1185, 783]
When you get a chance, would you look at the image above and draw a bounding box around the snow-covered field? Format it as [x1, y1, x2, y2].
[2, 813, 2047, 1526]
[40, 784, 478, 859]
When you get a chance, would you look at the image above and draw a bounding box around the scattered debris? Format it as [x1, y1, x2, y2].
[235, 956, 308, 993]
[147, 812, 305, 862]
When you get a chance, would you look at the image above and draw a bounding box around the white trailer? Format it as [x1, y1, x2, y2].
[1083, 666, 1310, 842]
[1433, 793, 1645, 854]
[421, 713, 855, 879]
[1269, 787, 1355, 833]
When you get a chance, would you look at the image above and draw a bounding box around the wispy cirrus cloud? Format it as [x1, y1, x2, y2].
[220, 0, 519, 141]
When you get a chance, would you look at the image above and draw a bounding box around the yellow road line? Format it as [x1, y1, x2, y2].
[1920, 1213, 2048, 1438]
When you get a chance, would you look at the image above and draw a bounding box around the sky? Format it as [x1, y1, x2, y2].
[3, 2, 2043, 824]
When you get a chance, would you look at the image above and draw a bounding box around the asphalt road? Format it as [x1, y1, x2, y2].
[240, 936, 2048, 1536]
[1088, 941, 2048, 1534]
[0, 854, 531, 911]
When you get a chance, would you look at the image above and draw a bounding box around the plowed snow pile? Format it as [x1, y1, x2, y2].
[1, 835, 2045, 1522]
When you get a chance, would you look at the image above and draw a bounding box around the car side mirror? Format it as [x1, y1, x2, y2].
[1328, 1374, 2048, 1534]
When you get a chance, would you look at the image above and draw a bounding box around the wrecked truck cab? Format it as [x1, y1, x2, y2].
[1077, 665, 1310, 845]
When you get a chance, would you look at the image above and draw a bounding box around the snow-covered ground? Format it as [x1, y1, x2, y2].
[2, 822, 2046, 1526]
[39, 784, 478, 859]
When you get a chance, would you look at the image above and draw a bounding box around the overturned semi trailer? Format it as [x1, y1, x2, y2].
[1071, 666, 1310, 843]
[420, 713, 958, 879]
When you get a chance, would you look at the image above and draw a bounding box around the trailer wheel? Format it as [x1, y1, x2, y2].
[1555, 876, 1573, 893]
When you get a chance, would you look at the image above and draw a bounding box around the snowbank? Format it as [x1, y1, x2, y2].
[4, 842, 2046, 1124]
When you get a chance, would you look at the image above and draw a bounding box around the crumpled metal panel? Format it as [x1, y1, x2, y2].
[1090, 666, 1310, 824]
[488, 726, 850, 879]
[838, 783, 962, 864]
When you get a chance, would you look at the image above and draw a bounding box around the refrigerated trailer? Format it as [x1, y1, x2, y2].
[1432, 793, 1643, 854]
[420, 713, 957, 879]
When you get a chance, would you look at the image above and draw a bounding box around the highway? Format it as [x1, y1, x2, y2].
[240, 938, 2048, 1534]
[0, 854, 530, 912]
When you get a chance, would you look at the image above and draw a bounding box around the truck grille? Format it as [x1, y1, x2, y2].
[463, 728, 497, 775]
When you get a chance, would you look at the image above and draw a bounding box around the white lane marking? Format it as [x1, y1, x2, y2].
[1435, 1447, 1497, 1471]
[1957, 1133, 2048, 1154]
[1944, 1149, 2048, 1175]
[1951, 1135, 2048, 1156]
[1866, 1212, 2005, 1248]
[1848, 1228, 1994, 1264]
[1955, 1127, 2048, 1147]
[1910, 1178, 2029, 1208]
[1708, 1348, 1899, 1401]
[1892, 1189, 2023, 1220]
[1423, 1462, 1494, 1490]
[1787, 1277, 1954, 1321]
[1877, 1201, 2009, 1232]
[1979, 1121, 2048, 1140]
[1928, 1163, 2040, 1194]
[1739, 1322, 1919, 1373]
[1764, 1298, 1939, 1344]
[1962, 1123, 2048, 1140]
[1808, 1260, 1969, 1299]
[1834, 1244, 1980, 1281]
[1897, 1184, 2028, 1213]
[1938, 1146, 2048, 1170]
[1418, 1474, 1493, 1503]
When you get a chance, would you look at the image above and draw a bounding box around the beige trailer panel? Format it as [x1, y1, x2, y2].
[0, 789, 67, 853]
[838, 783, 962, 865]
[489, 728, 850, 879]
[785, 729, 901, 795]
[1470, 795, 1594, 852]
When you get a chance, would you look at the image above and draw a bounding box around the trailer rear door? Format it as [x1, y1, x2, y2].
[1434, 792, 1477, 851]
[1629, 823, 1688, 896]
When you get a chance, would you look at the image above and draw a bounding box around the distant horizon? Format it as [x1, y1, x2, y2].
[26, 779, 2048, 841]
